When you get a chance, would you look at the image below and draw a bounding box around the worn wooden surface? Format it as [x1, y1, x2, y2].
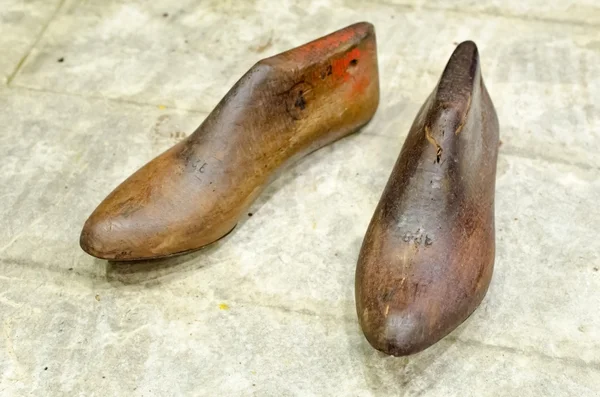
[1, 0, 599, 395]
[80, 22, 379, 260]
[357, 42, 499, 356]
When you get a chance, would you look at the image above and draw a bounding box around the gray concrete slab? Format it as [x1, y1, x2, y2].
[1, 0, 599, 395]
[12, 0, 600, 169]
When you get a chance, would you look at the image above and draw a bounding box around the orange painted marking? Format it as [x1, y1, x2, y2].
[331, 47, 361, 82]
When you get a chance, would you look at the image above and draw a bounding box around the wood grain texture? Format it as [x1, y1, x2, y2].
[355, 41, 499, 356]
[80, 22, 380, 261]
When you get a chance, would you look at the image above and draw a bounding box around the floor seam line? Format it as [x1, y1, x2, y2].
[448, 335, 600, 371]
[500, 145, 599, 171]
[6, 84, 210, 115]
[377, 0, 599, 29]
[5, 0, 67, 86]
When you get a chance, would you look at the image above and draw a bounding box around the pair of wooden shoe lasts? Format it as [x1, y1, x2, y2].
[80, 22, 499, 357]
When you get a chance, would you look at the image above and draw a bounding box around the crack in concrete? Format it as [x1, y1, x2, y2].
[5, 0, 67, 85]
[6, 85, 209, 115]
[446, 335, 600, 371]
[378, 0, 600, 29]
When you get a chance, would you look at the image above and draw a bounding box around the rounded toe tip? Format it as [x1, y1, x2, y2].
[360, 309, 433, 356]
[79, 217, 120, 260]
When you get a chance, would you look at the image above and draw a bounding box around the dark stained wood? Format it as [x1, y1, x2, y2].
[355, 41, 499, 356]
[80, 22, 380, 261]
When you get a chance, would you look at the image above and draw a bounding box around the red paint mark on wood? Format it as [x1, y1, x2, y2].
[331, 47, 361, 82]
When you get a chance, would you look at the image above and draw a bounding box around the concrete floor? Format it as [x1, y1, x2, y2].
[1, 0, 599, 395]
